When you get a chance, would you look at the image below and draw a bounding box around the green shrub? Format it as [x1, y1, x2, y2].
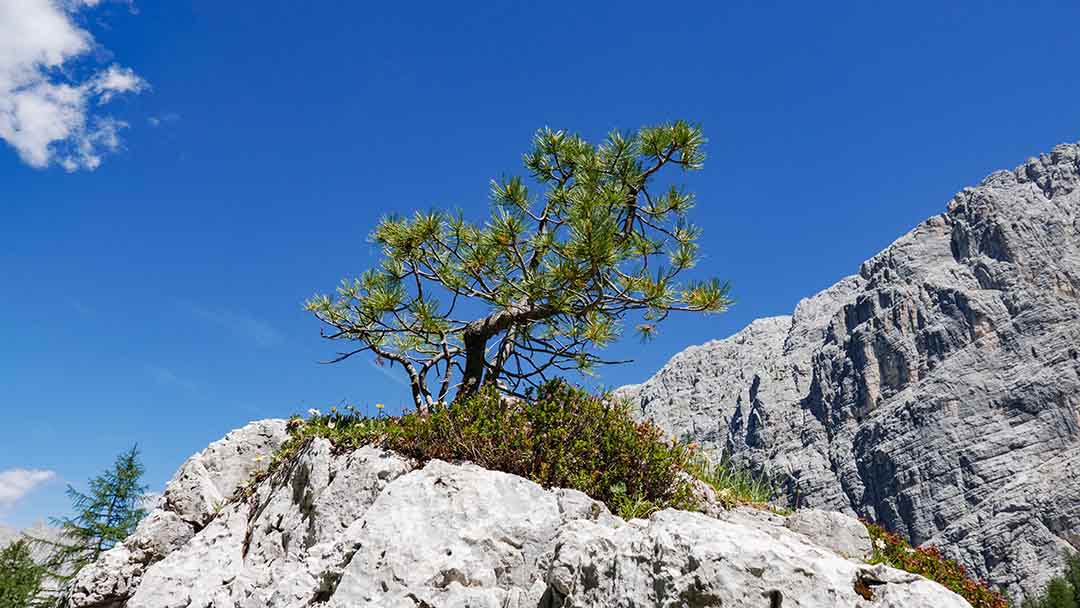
[286, 381, 694, 512]
[865, 522, 1009, 608]
[257, 380, 773, 517]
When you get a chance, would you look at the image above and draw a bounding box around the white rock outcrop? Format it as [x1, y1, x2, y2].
[68, 419, 290, 608]
[69, 421, 974, 608]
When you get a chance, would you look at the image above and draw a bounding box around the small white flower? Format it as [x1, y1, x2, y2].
[308, 408, 321, 417]
[328, 421, 336, 429]
[875, 538, 886, 550]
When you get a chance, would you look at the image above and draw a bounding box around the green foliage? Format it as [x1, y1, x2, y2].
[39, 445, 148, 585]
[0, 540, 44, 608]
[1022, 552, 1080, 608]
[865, 522, 1009, 608]
[254, 381, 771, 517]
[307, 121, 731, 410]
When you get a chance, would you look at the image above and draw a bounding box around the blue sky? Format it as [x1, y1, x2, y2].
[2, 0, 1079, 527]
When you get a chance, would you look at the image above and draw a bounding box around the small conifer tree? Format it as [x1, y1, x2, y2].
[38, 445, 148, 588]
[307, 121, 731, 411]
[0, 540, 44, 608]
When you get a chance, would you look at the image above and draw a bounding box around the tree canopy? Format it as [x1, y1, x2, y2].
[307, 121, 730, 411]
[0, 540, 44, 608]
[38, 445, 147, 588]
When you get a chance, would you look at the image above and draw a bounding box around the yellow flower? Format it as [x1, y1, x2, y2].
[375, 403, 385, 410]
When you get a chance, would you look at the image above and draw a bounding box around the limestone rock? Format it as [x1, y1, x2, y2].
[68, 419, 290, 608]
[616, 142, 1080, 601]
[548, 510, 970, 608]
[163, 418, 289, 528]
[69, 422, 972, 608]
[786, 508, 872, 561]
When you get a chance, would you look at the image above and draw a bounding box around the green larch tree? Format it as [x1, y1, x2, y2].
[307, 121, 731, 411]
[38, 445, 148, 588]
[0, 540, 44, 608]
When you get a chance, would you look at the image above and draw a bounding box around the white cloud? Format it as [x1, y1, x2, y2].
[0, 0, 147, 171]
[0, 469, 56, 509]
[91, 65, 144, 103]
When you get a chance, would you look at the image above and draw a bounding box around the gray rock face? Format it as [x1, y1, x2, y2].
[548, 511, 967, 608]
[0, 521, 64, 563]
[616, 142, 1080, 601]
[68, 419, 289, 608]
[69, 422, 971, 608]
[163, 418, 290, 528]
[785, 508, 873, 561]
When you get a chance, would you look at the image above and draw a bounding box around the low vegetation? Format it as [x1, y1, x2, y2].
[249, 380, 773, 519]
[866, 522, 1009, 608]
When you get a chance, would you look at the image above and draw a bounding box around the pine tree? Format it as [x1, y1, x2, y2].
[38, 445, 148, 588]
[0, 540, 44, 608]
[307, 121, 731, 411]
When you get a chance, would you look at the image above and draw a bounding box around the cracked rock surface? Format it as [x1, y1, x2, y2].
[616, 143, 1080, 601]
[68, 422, 970, 607]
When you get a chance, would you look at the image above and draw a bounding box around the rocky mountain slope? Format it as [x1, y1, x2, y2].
[1, 521, 66, 563]
[616, 143, 1080, 600]
[67, 420, 972, 608]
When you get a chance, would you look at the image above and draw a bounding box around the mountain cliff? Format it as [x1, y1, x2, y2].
[616, 143, 1080, 600]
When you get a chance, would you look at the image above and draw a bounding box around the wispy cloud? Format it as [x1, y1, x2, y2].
[0, 469, 56, 511]
[191, 306, 284, 347]
[0, 0, 147, 171]
[148, 112, 180, 128]
[368, 359, 411, 387]
[146, 364, 198, 392]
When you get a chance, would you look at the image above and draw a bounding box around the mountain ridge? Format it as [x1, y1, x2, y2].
[616, 142, 1080, 601]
